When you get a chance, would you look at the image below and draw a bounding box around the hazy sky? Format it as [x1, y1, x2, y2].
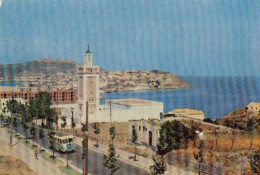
[0, 0, 259, 76]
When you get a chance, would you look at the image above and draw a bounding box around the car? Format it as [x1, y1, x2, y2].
[52, 133, 76, 153]
[3, 118, 10, 127]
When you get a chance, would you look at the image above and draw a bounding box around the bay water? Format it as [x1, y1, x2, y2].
[101, 76, 260, 119]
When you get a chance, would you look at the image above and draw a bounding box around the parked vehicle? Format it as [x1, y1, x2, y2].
[53, 133, 75, 153]
[3, 118, 10, 127]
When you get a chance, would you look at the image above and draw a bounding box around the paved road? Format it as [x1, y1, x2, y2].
[14, 126, 149, 175]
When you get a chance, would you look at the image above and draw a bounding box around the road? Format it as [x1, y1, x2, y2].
[13, 125, 149, 175]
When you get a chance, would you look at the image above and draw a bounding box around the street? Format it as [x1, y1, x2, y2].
[14, 125, 149, 175]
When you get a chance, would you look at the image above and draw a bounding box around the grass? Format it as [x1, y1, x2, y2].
[0, 141, 37, 175]
[164, 132, 260, 174]
[59, 166, 82, 175]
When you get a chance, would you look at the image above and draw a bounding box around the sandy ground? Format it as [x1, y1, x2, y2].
[0, 141, 37, 175]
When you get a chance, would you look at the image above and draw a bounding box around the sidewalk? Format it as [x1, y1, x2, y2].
[74, 136, 197, 175]
[0, 128, 64, 175]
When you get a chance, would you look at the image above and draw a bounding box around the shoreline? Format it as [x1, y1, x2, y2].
[103, 85, 198, 93]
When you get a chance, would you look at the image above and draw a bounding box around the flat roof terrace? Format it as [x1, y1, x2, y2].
[108, 99, 163, 106]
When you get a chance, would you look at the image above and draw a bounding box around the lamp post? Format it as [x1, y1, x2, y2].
[82, 101, 88, 175]
[9, 96, 16, 146]
[70, 107, 75, 131]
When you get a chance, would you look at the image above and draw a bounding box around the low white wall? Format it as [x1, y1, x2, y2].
[88, 103, 163, 123]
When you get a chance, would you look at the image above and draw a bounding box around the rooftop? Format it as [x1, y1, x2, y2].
[170, 108, 204, 115]
[109, 99, 163, 106]
[247, 102, 260, 107]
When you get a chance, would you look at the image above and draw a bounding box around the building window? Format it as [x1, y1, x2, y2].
[139, 126, 141, 131]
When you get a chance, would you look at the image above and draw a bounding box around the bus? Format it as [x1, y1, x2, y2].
[53, 133, 76, 153]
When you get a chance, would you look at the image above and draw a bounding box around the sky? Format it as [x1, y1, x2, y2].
[0, 0, 259, 76]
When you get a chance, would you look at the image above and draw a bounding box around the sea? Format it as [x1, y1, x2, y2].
[101, 76, 260, 120]
[1, 76, 260, 120]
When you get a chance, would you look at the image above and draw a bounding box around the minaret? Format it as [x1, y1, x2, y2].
[84, 45, 92, 67]
[78, 46, 100, 123]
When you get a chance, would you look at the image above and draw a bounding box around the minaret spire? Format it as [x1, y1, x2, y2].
[86, 44, 91, 54]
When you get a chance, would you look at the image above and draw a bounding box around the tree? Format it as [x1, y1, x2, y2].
[30, 125, 36, 146]
[150, 124, 168, 175]
[150, 156, 167, 175]
[238, 123, 247, 130]
[223, 119, 232, 128]
[81, 123, 88, 174]
[22, 103, 32, 142]
[60, 116, 67, 131]
[0, 113, 4, 126]
[34, 93, 41, 124]
[12, 117, 20, 136]
[23, 122, 30, 142]
[203, 117, 218, 125]
[29, 91, 53, 127]
[103, 126, 120, 175]
[71, 114, 76, 133]
[6, 98, 19, 133]
[131, 127, 138, 161]
[250, 148, 260, 174]
[49, 108, 58, 128]
[248, 116, 257, 150]
[164, 120, 195, 150]
[81, 140, 86, 174]
[93, 123, 100, 148]
[16, 102, 24, 120]
[48, 126, 56, 159]
[6, 98, 18, 114]
[39, 128, 44, 151]
[41, 91, 52, 127]
[248, 117, 256, 132]
[29, 98, 36, 122]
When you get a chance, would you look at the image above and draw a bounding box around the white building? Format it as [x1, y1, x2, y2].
[128, 118, 160, 150]
[167, 108, 204, 120]
[95, 99, 163, 123]
[246, 102, 260, 115]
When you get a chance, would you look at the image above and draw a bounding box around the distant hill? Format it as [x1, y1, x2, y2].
[216, 107, 260, 130]
[0, 59, 78, 79]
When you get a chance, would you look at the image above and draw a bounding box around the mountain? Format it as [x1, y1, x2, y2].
[0, 59, 192, 92]
[0, 58, 78, 79]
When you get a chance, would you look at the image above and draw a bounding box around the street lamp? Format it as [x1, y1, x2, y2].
[82, 101, 88, 175]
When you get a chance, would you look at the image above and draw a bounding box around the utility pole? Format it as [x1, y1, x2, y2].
[83, 101, 88, 175]
[110, 99, 112, 125]
[9, 96, 15, 146]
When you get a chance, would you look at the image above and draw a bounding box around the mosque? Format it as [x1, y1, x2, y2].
[77, 47, 163, 123]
